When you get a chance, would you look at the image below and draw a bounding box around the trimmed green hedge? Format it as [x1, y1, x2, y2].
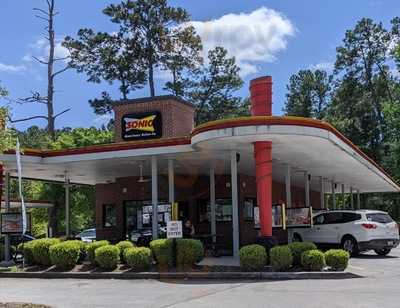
[18, 241, 35, 265]
[150, 239, 173, 268]
[301, 249, 325, 271]
[239, 244, 267, 271]
[288, 242, 317, 267]
[32, 238, 61, 266]
[86, 240, 109, 264]
[176, 239, 204, 268]
[325, 249, 349, 271]
[116, 240, 134, 263]
[270, 245, 293, 271]
[125, 247, 152, 271]
[50, 241, 81, 270]
[95, 245, 120, 270]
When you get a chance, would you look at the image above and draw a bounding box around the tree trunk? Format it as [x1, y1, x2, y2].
[149, 64, 155, 97]
[47, 0, 56, 141]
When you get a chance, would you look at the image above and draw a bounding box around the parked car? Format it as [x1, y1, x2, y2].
[288, 210, 399, 256]
[75, 228, 96, 243]
[0, 234, 36, 247]
[129, 226, 167, 246]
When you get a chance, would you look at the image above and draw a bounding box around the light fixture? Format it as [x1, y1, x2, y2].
[137, 164, 150, 183]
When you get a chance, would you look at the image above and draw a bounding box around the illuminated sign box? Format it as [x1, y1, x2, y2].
[122, 111, 162, 141]
[1, 212, 32, 234]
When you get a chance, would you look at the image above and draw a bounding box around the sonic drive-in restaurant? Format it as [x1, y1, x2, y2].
[1, 76, 399, 257]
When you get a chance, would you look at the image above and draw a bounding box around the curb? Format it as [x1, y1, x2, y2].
[0, 271, 362, 280]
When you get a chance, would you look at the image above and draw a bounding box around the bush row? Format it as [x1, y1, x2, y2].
[20, 238, 204, 271]
[239, 242, 349, 272]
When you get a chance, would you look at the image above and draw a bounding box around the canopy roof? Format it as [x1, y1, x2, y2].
[1, 117, 398, 193]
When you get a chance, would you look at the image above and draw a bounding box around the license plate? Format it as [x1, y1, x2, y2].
[388, 241, 394, 246]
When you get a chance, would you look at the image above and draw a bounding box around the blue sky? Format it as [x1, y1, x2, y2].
[0, 0, 398, 130]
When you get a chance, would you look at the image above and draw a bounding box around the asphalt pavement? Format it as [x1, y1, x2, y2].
[0, 248, 399, 308]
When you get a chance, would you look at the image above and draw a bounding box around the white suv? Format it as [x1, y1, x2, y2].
[288, 210, 399, 256]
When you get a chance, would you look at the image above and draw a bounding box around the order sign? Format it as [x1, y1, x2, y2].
[167, 220, 182, 239]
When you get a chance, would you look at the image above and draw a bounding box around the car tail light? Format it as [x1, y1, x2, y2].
[361, 223, 377, 229]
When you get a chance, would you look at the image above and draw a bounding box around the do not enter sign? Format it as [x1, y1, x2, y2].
[167, 220, 182, 238]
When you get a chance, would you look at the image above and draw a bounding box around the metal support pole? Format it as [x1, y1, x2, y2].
[151, 156, 158, 240]
[331, 181, 336, 210]
[65, 174, 70, 237]
[341, 184, 345, 209]
[319, 177, 324, 209]
[4, 172, 10, 261]
[231, 151, 239, 259]
[357, 190, 361, 210]
[350, 187, 354, 210]
[168, 159, 175, 206]
[210, 167, 216, 244]
[285, 165, 292, 208]
[304, 172, 310, 208]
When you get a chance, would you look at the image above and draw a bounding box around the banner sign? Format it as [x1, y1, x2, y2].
[122, 111, 162, 141]
[254, 204, 286, 229]
[286, 207, 312, 228]
[166, 220, 182, 238]
[1, 212, 31, 234]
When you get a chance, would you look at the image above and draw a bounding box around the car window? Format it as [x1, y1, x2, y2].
[366, 213, 393, 224]
[324, 212, 344, 224]
[313, 214, 325, 225]
[342, 212, 361, 223]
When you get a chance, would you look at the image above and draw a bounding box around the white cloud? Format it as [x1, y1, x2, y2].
[189, 7, 295, 77]
[0, 62, 26, 74]
[25, 36, 70, 64]
[93, 113, 113, 127]
[309, 62, 334, 72]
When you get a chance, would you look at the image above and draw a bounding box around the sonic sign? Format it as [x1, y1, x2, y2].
[122, 111, 162, 140]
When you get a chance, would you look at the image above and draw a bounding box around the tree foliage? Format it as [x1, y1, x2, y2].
[187, 47, 244, 125]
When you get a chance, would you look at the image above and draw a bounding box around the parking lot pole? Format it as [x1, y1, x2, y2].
[285, 165, 292, 208]
[350, 187, 354, 209]
[357, 190, 361, 209]
[231, 150, 239, 259]
[319, 177, 324, 209]
[210, 167, 216, 244]
[65, 173, 70, 238]
[151, 156, 158, 240]
[304, 172, 310, 208]
[4, 171, 10, 261]
[331, 181, 336, 210]
[168, 159, 175, 207]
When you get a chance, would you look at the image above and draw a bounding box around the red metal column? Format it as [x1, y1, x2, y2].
[250, 76, 273, 237]
[254, 141, 272, 236]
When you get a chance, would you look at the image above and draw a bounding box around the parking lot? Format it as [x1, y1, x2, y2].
[0, 248, 399, 308]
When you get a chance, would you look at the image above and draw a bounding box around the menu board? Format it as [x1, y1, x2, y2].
[1, 212, 31, 234]
[254, 204, 285, 229]
[286, 207, 312, 228]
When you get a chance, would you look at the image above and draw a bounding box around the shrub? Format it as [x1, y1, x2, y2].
[95, 245, 120, 270]
[125, 247, 152, 271]
[18, 241, 36, 265]
[32, 238, 61, 266]
[301, 249, 325, 271]
[288, 242, 317, 267]
[49, 241, 81, 270]
[150, 239, 173, 268]
[116, 240, 134, 263]
[86, 240, 109, 264]
[176, 239, 204, 268]
[325, 249, 350, 271]
[270, 245, 293, 271]
[239, 244, 267, 271]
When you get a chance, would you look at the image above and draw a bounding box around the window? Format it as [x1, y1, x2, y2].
[313, 214, 325, 225]
[366, 213, 393, 224]
[197, 199, 233, 223]
[324, 212, 344, 224]
[243, 198, 255, 221]
[342, 212, 361, 223]
[103, 204, 117, 227]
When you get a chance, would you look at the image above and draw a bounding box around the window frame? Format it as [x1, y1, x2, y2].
[102, 204, 117, 228]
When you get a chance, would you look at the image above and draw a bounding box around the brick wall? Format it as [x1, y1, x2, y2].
[113, 96, 195, 143]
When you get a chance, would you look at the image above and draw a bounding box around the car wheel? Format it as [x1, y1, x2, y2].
[374, 248, 391, 256]
[292, 233, 302, 242]
[341, 236, 359, 257]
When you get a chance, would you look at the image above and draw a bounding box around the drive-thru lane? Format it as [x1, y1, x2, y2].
[0, 248, 399, 308]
